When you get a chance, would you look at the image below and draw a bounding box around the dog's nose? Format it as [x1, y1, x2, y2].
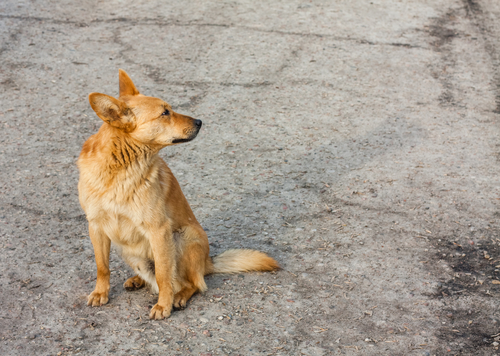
[194, 119, 202, 128]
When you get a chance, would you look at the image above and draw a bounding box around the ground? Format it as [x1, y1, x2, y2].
[1, 0, 500, 355]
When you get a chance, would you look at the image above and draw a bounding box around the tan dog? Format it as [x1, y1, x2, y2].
[77, 70, 279, 319]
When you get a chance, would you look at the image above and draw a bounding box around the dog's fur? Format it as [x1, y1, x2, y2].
[77, 70, 279, 319]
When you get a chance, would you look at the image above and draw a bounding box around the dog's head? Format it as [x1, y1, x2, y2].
[88, 70, 202, 147]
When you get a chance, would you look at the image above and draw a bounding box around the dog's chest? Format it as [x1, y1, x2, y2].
[80, 156, 171, 245]
[87, 180, 164, 244]
[101, 210, 146, 245]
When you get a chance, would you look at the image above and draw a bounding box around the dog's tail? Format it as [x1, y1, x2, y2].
[207, 249, 279, 274]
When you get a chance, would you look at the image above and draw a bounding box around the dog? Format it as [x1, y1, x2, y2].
[77, 69, 279, 319]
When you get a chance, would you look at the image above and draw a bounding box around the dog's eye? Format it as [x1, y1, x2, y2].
[161, 109, 170, 116]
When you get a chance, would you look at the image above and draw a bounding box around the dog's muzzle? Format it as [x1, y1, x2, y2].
[172, 120, 202, 144]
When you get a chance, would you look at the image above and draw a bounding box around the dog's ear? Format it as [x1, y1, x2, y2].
[119, 69, 140, 97]
[89, 93, 136, 132]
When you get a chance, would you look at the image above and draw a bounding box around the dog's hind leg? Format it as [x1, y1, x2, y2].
[120, 254, 159, 294]
[173, 285, 197, 309]
[123, 275, 146, 291]
[173, 226, 210, 308]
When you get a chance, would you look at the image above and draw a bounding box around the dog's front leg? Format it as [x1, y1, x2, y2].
[148, 223, 176, 320]
[87, 224, 111, 306]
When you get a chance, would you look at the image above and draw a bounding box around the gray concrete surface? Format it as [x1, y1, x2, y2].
[1, 0, 500, 355]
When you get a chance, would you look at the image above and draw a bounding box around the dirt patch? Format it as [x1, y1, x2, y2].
[432, 230, 500, 297]
[425, 227, 500, 354]
[435, 308, 497, 355]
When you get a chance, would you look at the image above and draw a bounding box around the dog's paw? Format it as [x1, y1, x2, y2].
[87, 290, 109, 307]
[149, 303, 172, 320]
[173, 293, 188, 309]
[124, 275, 146, 291]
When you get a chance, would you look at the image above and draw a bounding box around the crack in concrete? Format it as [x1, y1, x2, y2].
[0, 14, 423, 49]
[5, 202, 86, 222]
[462, 0, 500, 114]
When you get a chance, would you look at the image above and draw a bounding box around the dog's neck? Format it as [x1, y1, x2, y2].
[80, 125, 162, 183]
[108, 133, 155, 170]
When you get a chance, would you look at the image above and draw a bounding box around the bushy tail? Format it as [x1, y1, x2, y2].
[208, 249, 279, 274]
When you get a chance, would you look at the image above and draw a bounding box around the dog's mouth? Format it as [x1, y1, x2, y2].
[172, 126, 201, 144]
[172, 137, 193, 144]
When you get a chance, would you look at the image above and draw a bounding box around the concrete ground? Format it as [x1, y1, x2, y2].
[1, 0, 500, 355]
